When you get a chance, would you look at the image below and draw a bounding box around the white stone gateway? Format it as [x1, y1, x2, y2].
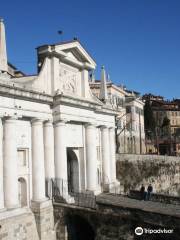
[0, 19, 119, 239]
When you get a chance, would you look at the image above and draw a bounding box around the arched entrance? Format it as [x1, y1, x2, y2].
[67, 148, 79, 193]
[66, 214, 95, 240]
[18, 177, 27, 207]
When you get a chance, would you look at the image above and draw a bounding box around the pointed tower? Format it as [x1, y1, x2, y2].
[99, 66, 108, 102]
[0, 18, 8, 72]
[107, 73, 111, 82]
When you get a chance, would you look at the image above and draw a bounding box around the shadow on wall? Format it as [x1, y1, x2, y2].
[116, 154, 180, 196]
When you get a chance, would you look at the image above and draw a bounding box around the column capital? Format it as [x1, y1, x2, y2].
[85, 122, 97, 128]
[109, 126, 116, 130]
[54, 119, 67, 127]
[100, 125, 108, 130]
[44, 120, 53, 127]
[31, 118, 44, 125]
[4, 116, 18, 122]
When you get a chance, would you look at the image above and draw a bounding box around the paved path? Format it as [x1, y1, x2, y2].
[96, 193, 180, 218]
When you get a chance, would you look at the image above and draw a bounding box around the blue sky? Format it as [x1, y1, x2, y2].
[1, 0, 180, 99]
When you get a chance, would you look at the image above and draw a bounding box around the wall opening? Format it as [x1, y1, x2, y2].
[18, 177, 27, 207]
[66, 214, 95, 240]
[67, 148, 79, 193]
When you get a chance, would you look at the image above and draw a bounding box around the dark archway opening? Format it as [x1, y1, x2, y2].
[66, 214, 95, 240]
[67, 148, 79, 193]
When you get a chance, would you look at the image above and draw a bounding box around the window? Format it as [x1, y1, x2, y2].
[18, 149, 27, 167]
[126, 106, 131, 113]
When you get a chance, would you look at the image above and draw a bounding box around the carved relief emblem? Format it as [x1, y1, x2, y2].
[59, 67, 77, 94]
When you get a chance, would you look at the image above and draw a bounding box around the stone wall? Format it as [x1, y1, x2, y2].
[0, 209, 39, 240]
[54, 197, 180, 240]
[116, 154, 180, 195]
[0, 201, 56, 240]
[31, 200, 56, 240]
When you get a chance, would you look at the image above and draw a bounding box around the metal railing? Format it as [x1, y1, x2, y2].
[46, 178, 97, 209]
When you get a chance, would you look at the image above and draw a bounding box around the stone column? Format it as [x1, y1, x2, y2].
[54, 120, 67, 181]
[85, 123, 97, 191]
[44, 121, 55, 179]
[109, 127, 116, 183]
[44, 120, 55, 199]
[101, 126, 111, 185]
[31, 119, 46, 202]
[0, 118, 4, 210]
[54, 120, 72, 201]
[4, 117, 19, 208]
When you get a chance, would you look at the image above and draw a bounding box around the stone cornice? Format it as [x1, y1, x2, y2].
[53, 93, 102, 108]
[0, 82, 53, 104]
[53, 93, 118, 116]
[0, 82, 118, 116]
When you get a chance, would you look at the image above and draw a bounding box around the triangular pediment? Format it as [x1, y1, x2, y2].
[64, 48, 87, 63]
[54, 41, 96, 68]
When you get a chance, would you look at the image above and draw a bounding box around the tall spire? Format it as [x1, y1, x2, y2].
[0, 18, 8, 72]
[99, 66, 108, 102]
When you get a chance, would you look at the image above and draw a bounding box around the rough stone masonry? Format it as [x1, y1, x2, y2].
[116, 153, 180, 195]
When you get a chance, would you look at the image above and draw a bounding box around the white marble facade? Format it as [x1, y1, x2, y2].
[0, 19, 118, 212]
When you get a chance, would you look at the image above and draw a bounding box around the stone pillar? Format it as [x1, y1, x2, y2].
[31, 119, 46, 202]
[0, 118, 4, 210]
[109, 127, 116, 183]
[101, 126, 111, 185]
[31, 119, 55, 240]
[85, 123, 97, 192]
[54, 120, 74, 203]
[44, 120, 55, 199]
[54, 120, 67, 181]
[44, 120, 55, 179]
[4, 117, 19, 208]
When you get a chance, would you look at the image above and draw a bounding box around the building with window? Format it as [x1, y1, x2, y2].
[0, 19, 119, 239]
[90, 69, 146, 154]
[143, 94, 180, 155]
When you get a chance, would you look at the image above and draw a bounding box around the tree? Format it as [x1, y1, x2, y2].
[161, 116, 170, 128]
[161, 116, 170, 137]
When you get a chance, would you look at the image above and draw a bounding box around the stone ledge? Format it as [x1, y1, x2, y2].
[96, 194, 180, 218]
[0, 207, 31, 221]
[31, 200, 53, 210]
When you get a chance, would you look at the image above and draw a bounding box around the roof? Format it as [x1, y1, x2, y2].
[36, 39, 78, 49]
[37, 39, 96, 65]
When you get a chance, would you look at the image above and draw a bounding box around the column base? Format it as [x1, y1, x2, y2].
[31, 200, 56, 240]
[5, 203, 21, 210]
[31, 197, 48, 206]
[109, 180, 121, 194]
[86, 188, 101, 195]
[103, 183, 110, 193]
[0, 207, 6, 213]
